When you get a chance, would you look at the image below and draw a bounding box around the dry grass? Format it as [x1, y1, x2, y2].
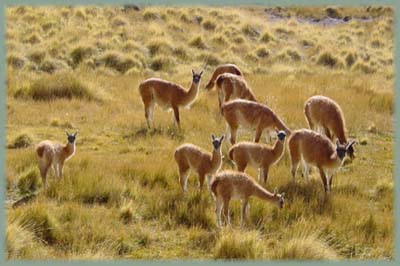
[5, 5, 393, 260]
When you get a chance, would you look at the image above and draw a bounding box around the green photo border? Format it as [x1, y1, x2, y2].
[0, 0, 397, 265]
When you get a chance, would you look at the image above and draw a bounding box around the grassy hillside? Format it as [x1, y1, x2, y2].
[5, 6, 393, 260]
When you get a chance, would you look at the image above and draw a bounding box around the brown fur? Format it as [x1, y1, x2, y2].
[210, 170, 284, 227]
[228, 137, 286, 183]
[304, 95, 347, 144]
[35, 139, 76, 188]
[205, 64, 242, 90]
[139, 72, 202, 128]
[221, 99, 291, 145]
[174, 140, 223, 192]
[215, 73, 257, 111]
[288, 129, 349, 192]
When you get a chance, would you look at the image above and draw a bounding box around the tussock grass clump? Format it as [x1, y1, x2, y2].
[70, 45, 95, 67]
[317, 52, 342, 68]
[211, 34, 228, 46]
[7, 54, 25, 69]
[325, 7, 342, 19]
[255, 47, 269, 58]
[143, 10, 159, 21]
[119, 202, 134, 224]
[28, 50, 46, 64]
[38, 59, 58, 74]
[188, 229, 216, 251]
[241, 24, 260, 38]
[286, 49, 301, 61]
[8, 133, 33, 149]
[98, 52, 141, 73]
[111, 16, 127, 27]
[358, 214, 377, 240]
[17, 166, 41, 194]
[147, 40, 172, 57]
[6, 219, 47, 259]
[353, 62, 376, 74]
[189, 36, 207, 49]
[273, 234, 339, 259]
[345, 52, 358, 67]
[371, 40, 384, 48]
[172, 46, 188, 61]
[15, 73, 95, 101]
[24, 33, 42, 44]
[150, 56, 174, 71]
[260, 31, 273, 43]
[13, 206, 60, 244]
[202, 19, 216, 31]
[175, 192, 215, 228]
[214, 230, 263, 259]
[197, 53, 221, 66]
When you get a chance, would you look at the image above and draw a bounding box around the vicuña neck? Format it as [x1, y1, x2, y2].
[210, 149, 222, 173]
[64, 142, 75, 157]
[253, 183, 277, 202]
[272, 140, 285, 160]
[182, 81, 200, 106]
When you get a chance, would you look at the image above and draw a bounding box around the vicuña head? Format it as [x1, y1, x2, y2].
[211, 170, 285, 227]
[288, 129, 355, 192]
[174, 133, 224, 192]
[35, 130, 78, 188]
[138, 69, 204, 129]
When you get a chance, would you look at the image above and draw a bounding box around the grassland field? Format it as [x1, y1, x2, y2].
[5, 5, 394, 260]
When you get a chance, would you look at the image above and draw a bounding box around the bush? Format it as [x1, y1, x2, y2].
[345, 52, 357, 67]
[38, 60, 57, 74]
[147, 40, 172, 57]
[143, 10, 159, 21]
[255, 47, 269, 58]
[325, 7, 342, 19]
[214, 230, 263, 259]
[8, 133, 33, 149]
[260, 31, 273, 43]
[24, 33, 41, 44]
[189, 36, 207, 49]
[28, 50, 46, 64]
[241, 24, 260, 38]
[17, 166, 41, 194]
[15, 73, 95, 101]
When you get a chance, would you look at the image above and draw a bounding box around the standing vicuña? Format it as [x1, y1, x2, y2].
[288, 129, 355, 192]
[229, 131, 287, 183]
[205, 63, 242, 90]
[215, 73, 257, 111]
[304, 95, 355, 158]
[139, 69, 204, 129]
[211, 170, 284, 227]
[36, 131, 78, 188]
[221, 99, 291, 145]
[174, 134, 224, 192]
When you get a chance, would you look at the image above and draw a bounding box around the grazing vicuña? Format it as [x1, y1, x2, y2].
[211, 170, 284, 227]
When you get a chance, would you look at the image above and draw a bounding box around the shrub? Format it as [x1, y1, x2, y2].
[24, 33, 42, 44]
[211, 35, 228, 46]
[98, 52, 141, 73]
[147, 40, 172, 57]
[286, 49, 301, 61]
[15, 73, 95, 101]
[17, 166, 41, 194]
[8, 133, 33, 149]
[371, 40, 383, 48]
[345, 52, 357, 67]
[202, 20, 216, 31]
[111, 17, 127, 27]
[214, 230, 263, 259]
[172, 46, 188, 61]
[189, 36, 207, 49]
[325, 7, 342, 19]
[38, 60, 57, 74]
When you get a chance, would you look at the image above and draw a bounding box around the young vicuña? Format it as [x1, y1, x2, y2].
[228, 130, 287, 183]
[35, 131, 78, 188]
[288, 129, 356, 192]
[215, 73, 257, 111]
[304, 95, 355, 158]
[211, 170, 285, 227]
[221, 99, 291, 145]
[204, 63, 242, 90]
[174, 134, 224, 192]
[139, 69, 204, 129]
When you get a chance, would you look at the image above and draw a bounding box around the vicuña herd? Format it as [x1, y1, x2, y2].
[34, 63, 356, 228]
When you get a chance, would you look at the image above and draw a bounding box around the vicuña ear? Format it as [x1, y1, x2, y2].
[336, 140, 340, 147]
[346, 140, 356, 149]
[74, 130, 79, 137]
[211, 134, 215, 141]
[274, 187, 278, 196]
[192, 69, 195, 75]
[200, 70, 204, 76]
[66, 130, 70, 136]
[220, 135, 225, 142]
